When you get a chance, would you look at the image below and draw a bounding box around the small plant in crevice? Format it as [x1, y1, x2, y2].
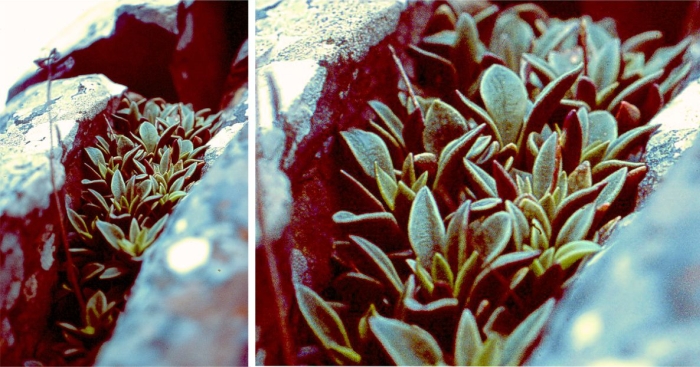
[50, 94, 222, 364]
[293, 3, 692, 365]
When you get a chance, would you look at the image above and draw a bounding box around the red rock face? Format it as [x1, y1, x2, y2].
[8, 1, 248, 115]
[7, 6, 180, 106]
[0, 73, 126, 365]
[170, 1, 248, 112]
[1, 203, 60, 366]
[498, 1, 693, 45]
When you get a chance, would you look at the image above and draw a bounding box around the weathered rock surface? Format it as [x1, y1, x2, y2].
[96, 122, 248, 366]
[204, 90, 249, 172]
[0, 74, 125, 365]
[637, 78, 700, 207]
[256, 0, 409, 173]
[7, 0, 247, 112]
[7, 0, 180, 104]
[528, 89, 700, 366]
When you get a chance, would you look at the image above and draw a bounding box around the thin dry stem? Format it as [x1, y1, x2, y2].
[44, 48, 86, 313]
[389, 44, 425, 125]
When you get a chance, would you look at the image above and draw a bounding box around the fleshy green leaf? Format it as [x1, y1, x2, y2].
[85, 147, 106, 167]
[454, 308, 482, 366]
[116, 135, 135, 157]
[472, 334, 504, 366]
[456, 92, 502, 145]
[423, 99, 469, 154]
[519, 197, 552, 240]
[532, 133, 559, 199]
[99, 267, 125, 280]
[604, 124, 659, 161]
[521, 63, 584, 150]
[588, 110, 618, 146]
[433, 124, 486, 191]
[369, 314, 446, 366]
[523, 53, 557, 85]
[369, 100, 405, 147]
[642, 36, 691, 76]
[80, 262, 105, 282]
[350, 235, 403, 297]
[502, 298, 555, 365]
[145, 214, 168, 247]
[453, 12, 482, 89]
[555, 240, 601, 269]
[340, 129, 393, 179]
[506, 200, 529, 251]
[431, 252, 454, 286]
[595, 167, 627, 207]
[67, 207, 91, 239]
[463, 159, 497, 198]
[471, 211, 513, 264]
[295, 284, 360, 364]
[480, 64, 528, 145]
[590, 39, 620, 91]
[622, 30, 662, 53]
[408, 187, 445, 269]
[554, 203, 596, 248]
[96, 220, 126, 252]
[490, 12, 534, 72]
[139, 122, 159, 153]
[159, 148, 171, 174]
[110, 170, 126, 201]
[375, 163, 398, 210]
[445, 200, 471, 271]
[533, 20, 578, 58]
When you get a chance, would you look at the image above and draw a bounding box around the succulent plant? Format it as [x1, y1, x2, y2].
[293, 3, 691, 365]
[52, 94, 222, 363]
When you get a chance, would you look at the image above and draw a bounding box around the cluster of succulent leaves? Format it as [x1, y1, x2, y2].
[294, 3, 691, 366]
[53, 94, 222, 362]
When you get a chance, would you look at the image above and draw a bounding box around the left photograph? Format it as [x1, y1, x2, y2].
[0, 1, 248, 365]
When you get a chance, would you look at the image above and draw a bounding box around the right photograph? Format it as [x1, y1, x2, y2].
[255, 1, 700, 365]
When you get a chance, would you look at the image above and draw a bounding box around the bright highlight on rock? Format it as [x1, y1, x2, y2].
[167, 237, 212, 274]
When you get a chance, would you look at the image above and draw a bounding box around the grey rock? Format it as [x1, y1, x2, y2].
[7, 0, 181, 105]
[528, 112, 700, 366]
[7, 1, 247, 114]
[96, 124, 248, 366]
[256, 0, 406, 66]
[256, 0, 406, 171]
[637, 78, 700, 208]
[0, 74, 125, 365]
[204, 90, 249, 172]
[256, 125, 291, 246]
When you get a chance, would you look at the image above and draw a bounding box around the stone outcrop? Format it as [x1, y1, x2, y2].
[7, 0, 181, 105]
[0, 74, 126, 366]
[7, 0, 247, 112]
[636, 79, 700, 207]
